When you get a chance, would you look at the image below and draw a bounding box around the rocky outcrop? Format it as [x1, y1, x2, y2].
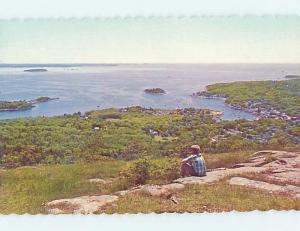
[45, 183, 185, 214]
[45, 150, 300, 214]
[249, 150, 300, 185]
[228, 177, 300, 198]
[46, 195, 119, 214]
[173, 166, 266, 185]
[114, 183, 184, 197]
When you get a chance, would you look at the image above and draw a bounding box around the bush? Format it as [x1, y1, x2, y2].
[114, 141, 147, 160]
[1, 145, 44, 168]
[129, 157, 151, 185]
[100, 113, 121, 120]
[128, 157, 181, 185]
[150, 158, 181, 183]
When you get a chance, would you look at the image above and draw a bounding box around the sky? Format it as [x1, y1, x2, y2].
[0, 16, 300, 63]
[1, 0, 300, 18]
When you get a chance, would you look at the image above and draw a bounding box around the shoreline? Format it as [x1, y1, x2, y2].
[0, 106, 224, 123]
[195, 91, 300, 122]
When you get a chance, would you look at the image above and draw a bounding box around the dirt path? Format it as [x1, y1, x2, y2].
[45, 150, 300, 214]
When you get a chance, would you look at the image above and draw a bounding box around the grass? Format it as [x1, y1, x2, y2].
[204, 151, 251, 169]
[103, 182, 300, 213]
[0, 160, 130, 214]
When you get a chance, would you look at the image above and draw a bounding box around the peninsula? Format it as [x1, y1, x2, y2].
[196, 79, 300, 121]
[0, 97, 58, 111]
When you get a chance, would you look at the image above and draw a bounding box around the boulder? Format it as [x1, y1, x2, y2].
[46, 195, 119, 214]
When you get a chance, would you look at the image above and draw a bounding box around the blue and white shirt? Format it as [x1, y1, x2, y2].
[183, 153, 207, 176]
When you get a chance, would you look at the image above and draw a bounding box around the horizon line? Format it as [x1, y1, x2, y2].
[1, 62, 300, 65]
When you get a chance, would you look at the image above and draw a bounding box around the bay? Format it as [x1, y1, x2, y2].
[1, 63, 299, 120]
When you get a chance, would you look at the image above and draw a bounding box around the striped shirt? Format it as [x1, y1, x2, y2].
[183, 153, 207, 176]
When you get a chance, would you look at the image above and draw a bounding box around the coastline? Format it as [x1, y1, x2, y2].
[195, 79, 300, 123]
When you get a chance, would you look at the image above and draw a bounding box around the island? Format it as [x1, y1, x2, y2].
[144, 88, 166, 94]
[24, 68, 48, 72]
[0, 97, 58, 111]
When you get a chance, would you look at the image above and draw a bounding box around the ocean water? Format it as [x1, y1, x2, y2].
[0, 63, 299, 121]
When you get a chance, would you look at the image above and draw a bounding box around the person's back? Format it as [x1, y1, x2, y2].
[189, 153, 206, 177]
[181, 145, 207, 177]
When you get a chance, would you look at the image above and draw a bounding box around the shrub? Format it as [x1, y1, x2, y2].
[1, 145, 44, 168]
[100, 113, 121, 120]
[128, 157, 181, 185]
[150, 158, 181, 183]
[114, 141, 147, 160]
[129, 157, 151, 185]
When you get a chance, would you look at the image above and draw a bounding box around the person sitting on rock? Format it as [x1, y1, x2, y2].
[181, 145, 207, 177]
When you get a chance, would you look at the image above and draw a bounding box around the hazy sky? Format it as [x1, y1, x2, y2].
[0, 16, 299, 63]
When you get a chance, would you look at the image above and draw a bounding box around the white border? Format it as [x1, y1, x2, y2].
[1, 212, 300, 231]
[0, 0, 300, 230]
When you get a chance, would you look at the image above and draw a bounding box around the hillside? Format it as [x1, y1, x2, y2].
[1, 80, 300, 214]
[1, 106, 299, 168]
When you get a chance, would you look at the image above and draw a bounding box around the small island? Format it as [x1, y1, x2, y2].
[24, 68, 48, 72]
[0, 97, 58, 112]
[144, 88, 166, 94]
